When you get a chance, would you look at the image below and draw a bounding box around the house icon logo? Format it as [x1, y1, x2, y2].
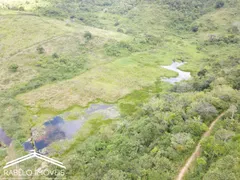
[3, 150, 66, 169]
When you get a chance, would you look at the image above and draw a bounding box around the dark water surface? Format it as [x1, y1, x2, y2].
[0, 128, 12, 146]
[24, 104, 119, 151]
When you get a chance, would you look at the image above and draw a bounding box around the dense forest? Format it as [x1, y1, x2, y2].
[0, 0, 239, 179]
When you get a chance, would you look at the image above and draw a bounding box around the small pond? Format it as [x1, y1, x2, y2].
[24, 104, 120, 151]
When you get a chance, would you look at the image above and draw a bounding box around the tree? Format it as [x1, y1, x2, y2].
[191, 101, 218, 121]
[215, 129, 235, 142]
[102, 169, 130, 180]
[197, 69, 208, 77]
[171, 133, 195, 151]
[228, 104, 237, 119]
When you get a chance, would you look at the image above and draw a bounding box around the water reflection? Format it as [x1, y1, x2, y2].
[161, 62, 191, 84]
[34, 116, 82, 150]
[24, 104, 119, 151]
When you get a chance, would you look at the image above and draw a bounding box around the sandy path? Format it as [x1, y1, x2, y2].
[176, 112, 226, 180]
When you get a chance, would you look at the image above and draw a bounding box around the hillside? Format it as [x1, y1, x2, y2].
[0, 0, 239, 179]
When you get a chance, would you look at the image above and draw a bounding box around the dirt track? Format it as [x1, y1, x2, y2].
[176, 112, 226, 180]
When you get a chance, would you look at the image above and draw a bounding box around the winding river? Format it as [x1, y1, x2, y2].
[161, 62, 191, 84]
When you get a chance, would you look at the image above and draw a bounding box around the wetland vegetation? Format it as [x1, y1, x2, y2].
[0, 0, 239, 179]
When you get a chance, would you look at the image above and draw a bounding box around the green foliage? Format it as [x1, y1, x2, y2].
[105, 41, 134, 57]
[8, 64, 19, 72]
[206, 34, 239, 45]
[52, 52, 59, 59]
[83, 31, 92, 40]
[186, 104, 240, 180]
[0, 149, 7, 161]
[7, 56, 86, 96]
[62, 48, 239, 179]
[190, 101, 218, 122]
[28, 57, 85, 90]
[19, 6, 25, 11]
[117, 28, 124, 33]
[114, 21, 120, 26]
[36, 45, 45, 54]
[102, 169, 130, 180]
[0, 0, 240, 179]
[0, 97, 27, 141]
[215, 1, 225, 8]
[191, 26, 199, 32]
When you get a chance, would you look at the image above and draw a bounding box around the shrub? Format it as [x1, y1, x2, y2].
[114, 21, 120, 26]
[0, 149, 7, 161]
[125, 29, 134, 34]
[221, 35, 238, 44]
[19, 6, 25, 11]
[84, 31, 92, 40]
[215, 1, 224, 8]
[191, 101, 218, 121]
[192, 26, 199, 32]
[8, 64, 19, 72]
[79, 17, 84, 21]
[145, 34, 161, 45]
[52, 53, 59, 59]
[197, 69, 208, 77]
[36, 46, 45, 54]
[105, 41, 134, 57]
[117, 28, 124, 33]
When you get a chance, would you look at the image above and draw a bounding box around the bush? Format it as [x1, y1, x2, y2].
[197, 69, 208, 77]
[79, 17, 84, 21]
[117, 28, 124, 33]
[191, 101, 218, 121]
[114, 21, 120, 26]
[105, 42, 134, 57]
[52, 53, 59, 59]
[36, 46, 45, 54]
[8, 64, 19, 72]
[206, 34, 238, 45]
[192, 26, 199, 32]
[215, 1, 224, 8]
[84, 31, 92, 40]
[19, 6, 25, 11]
[0, 149, 7, 161]
[125, 29, 134, 34]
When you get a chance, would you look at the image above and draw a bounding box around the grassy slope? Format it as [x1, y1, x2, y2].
[0, 10, 130, 91]
[15, 3, 207, 112]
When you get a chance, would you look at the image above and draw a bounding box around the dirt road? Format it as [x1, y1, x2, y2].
[176, 112, 226, 180]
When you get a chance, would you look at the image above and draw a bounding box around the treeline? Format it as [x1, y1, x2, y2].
[37, 0, 238, 31]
